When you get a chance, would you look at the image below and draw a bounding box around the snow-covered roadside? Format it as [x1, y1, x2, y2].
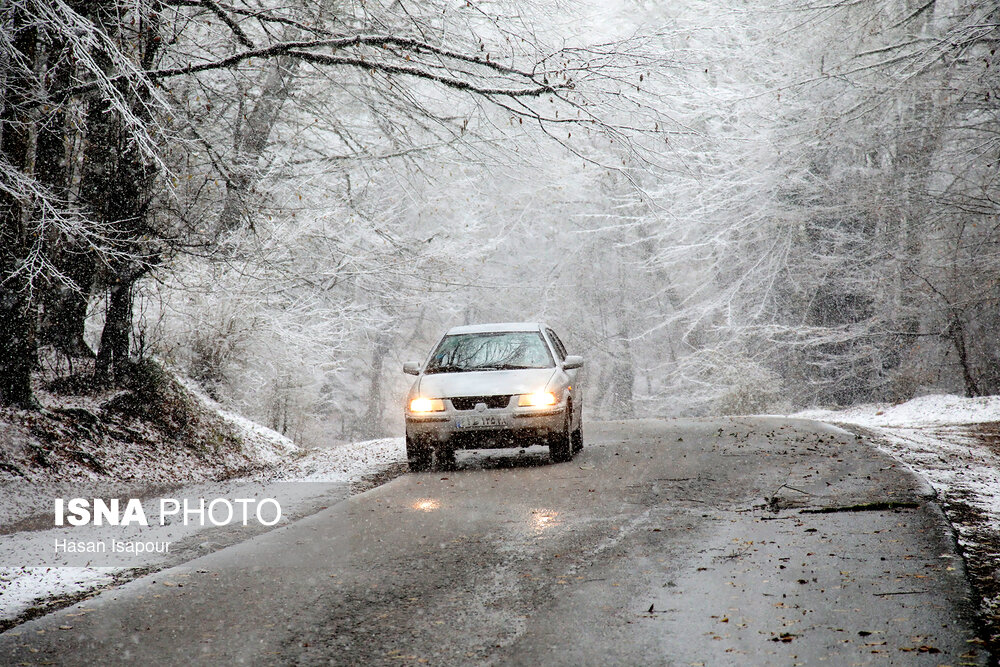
[0, 379, 407, 632]
[796, 394, 1000, 522]
[796, 393, 1000, 429]
[173, 376, 300, 465]
[795, 394, 1000, 645]
[280, 436, 405, 482]
[0, 371, 301, 529]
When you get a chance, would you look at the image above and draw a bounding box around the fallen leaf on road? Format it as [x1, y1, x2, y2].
[898, 645, 940, 653]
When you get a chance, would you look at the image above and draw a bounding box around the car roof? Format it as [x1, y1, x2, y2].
[445, 322, 546, 335]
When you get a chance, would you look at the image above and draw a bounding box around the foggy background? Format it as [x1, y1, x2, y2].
[2, 0, 997, 444]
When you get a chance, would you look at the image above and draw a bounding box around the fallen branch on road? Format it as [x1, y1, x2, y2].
[799, 501, 920, 514]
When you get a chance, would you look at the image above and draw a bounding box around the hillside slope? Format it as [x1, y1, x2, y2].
[0, 359, 298, 528]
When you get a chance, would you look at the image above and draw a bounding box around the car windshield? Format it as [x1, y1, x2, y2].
[425, 332, 554, 373]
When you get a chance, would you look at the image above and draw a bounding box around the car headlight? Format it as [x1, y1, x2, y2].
[410, 397, 445, 413]
[518, 391, 558, 407]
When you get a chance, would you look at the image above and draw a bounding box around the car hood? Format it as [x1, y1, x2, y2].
[416, 368, 557, 398]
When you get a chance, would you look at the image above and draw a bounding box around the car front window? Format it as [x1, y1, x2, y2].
[425, 332, 554, 373]
[546, 328, 567, 361]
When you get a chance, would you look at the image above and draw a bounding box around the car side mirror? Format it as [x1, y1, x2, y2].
[563, 355, 583, 370]
[402, 361, 421, 375]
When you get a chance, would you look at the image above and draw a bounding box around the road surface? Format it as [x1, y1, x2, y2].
[0, 418, 988, 665]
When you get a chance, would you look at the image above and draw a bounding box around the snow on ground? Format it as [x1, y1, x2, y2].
[796, 393, 1000, 428]
[0, 567, 115, 623]
[281, 437, 405, 482]
[174, 376, 299, 464]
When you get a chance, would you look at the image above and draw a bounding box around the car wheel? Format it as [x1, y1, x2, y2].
[435, 442, 457, 471]
[572, 417, 583, 453]
[549, 408, 573, 463]
[406, 435, 432, 472]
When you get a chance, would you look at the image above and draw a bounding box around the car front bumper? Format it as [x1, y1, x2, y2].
[405, 405, 566, 449]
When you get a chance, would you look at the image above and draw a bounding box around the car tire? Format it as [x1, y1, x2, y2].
[549, 408, 573, 463]
[435, 442, 457, 471]
[406, 435, 432, 472]
[572, 417, 583, 453]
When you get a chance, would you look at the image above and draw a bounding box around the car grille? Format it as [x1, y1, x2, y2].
[450, 395, 512, 410]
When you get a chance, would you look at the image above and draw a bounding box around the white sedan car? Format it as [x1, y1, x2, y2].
[403, 323, 584, 471]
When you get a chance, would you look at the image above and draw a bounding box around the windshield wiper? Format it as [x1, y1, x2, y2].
[426, 363, 544, 373]
[424, 365, 468, 374]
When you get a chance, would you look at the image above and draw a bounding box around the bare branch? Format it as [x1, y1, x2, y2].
[200, 0, 255, 48]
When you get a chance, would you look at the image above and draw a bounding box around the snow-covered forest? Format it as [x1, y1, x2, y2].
[1, 0, 998, 444]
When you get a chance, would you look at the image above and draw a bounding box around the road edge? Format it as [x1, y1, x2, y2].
[830, 420, 996, 666]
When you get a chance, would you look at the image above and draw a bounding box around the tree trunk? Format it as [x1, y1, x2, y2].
[0, 9, 41, 408]
[609, 357, 635, 418]
[218, 50, 299, 234]
[609, 266, 636, 418]
[95, 281, 135, 383]
[0, 289, 39, 408]
[360, 333, 391, 438]
[947, 315, 981, 398]
[86, 0, 162, 383]
[40, 267, 95, 358]
[36, 30, 95, 358]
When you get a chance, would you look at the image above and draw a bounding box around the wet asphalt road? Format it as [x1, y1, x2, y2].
[0, 418, 989, 665]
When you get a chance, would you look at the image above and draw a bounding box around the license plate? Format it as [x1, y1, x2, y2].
[455, 415, 509, 429]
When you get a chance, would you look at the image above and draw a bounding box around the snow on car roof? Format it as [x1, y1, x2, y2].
[446, 322, 545, 335]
